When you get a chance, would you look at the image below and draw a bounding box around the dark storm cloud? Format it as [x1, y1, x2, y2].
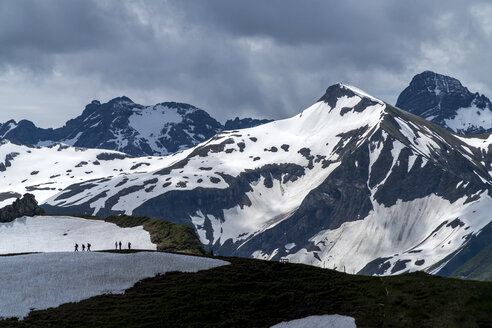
[0, 0, 151, 72]
[1, 0, 491, 126]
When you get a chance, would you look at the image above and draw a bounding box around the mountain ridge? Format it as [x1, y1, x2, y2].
[0, 98, 271, 157]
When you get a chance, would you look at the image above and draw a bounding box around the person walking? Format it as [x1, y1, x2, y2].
[115, 241, 118, 250]
[118, 241, 122, 250]
[87, 243, 91, 252]
[82, 244, 85, 251]
[74, 243, 79, 252]
[128, 242, 131, 250]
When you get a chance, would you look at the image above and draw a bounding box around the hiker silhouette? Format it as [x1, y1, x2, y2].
[82, 244, 85, 251]
[119, 241, 122, 250]
[87, 243, 91, 252]
[74, 243, 79, 252]
[128, 242, 131, 250]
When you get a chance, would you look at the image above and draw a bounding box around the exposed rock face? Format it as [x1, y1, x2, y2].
[396, 71, 492, 134]
[224, 117, 273, 130]
[0, 193, 44, 222]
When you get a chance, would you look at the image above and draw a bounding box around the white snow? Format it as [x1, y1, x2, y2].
[284, 193, 492, 274]
[127, 104, 188, 153]
[0, 216, 156, 254]
[285, 243, 296, 250]
[444, 105, 492, 133]
[270, 314, 356, 328]
[0, 252, 228, 319]
[341, 84, 384, 104]
[457, 134, 492, 152]
[0, 140, 187, 208]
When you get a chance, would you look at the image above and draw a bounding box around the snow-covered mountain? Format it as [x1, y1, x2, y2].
[396, 71, 492, 135]
[1, 83, 491, 277]
[0, 98, 271, 157]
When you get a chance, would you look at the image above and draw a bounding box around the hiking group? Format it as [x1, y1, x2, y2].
[74, 243, 91, 252]
[74, 241, 132, 252]
[115, 241, 131, 250]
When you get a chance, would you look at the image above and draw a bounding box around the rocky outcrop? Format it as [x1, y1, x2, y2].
[0, 193, 44, 222]
[224, 117, 273, 130]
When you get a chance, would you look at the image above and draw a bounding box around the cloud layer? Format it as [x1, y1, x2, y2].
[1, 0, 491, 127]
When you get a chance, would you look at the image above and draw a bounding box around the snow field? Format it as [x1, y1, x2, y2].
[0, 216, 156, 254]
[282, 194, 492, 274]
[270, 314, 357, 328]
[0, 252, 229, 319]
[444, 104, 492, 133]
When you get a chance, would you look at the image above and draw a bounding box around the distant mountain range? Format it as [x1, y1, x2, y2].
[0, 97, 271, 157]
[396, 71, 492, 135]
[1, 71, 490, 160]
[2, 83, 491, 280]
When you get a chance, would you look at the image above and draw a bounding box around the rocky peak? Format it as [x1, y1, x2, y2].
[108, 96, 134, 105]
[318, 83, 383, 110]
[0, 193, 44, 223]
[318, 83, 358, 108]
[396, 71, 492, 134]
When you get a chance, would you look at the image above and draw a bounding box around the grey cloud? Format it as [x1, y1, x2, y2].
[0, 0, 491, 127]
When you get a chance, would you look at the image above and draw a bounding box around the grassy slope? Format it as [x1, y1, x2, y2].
[2, 256, 492, 328]
[50, 214, 206, 256]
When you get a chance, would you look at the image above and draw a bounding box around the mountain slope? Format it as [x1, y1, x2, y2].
[2, 84, 491, 278]
[396, 71, 492, 134]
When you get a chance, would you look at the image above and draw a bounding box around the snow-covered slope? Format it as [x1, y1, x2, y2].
[2, 83, 491, 278]
[0, 140, 181, 207]
[396, 71, 492, 134]
[0, 252, 228, 319]
[0, 215, 156, 254]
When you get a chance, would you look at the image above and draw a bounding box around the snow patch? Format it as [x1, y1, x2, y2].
[271, 314, 357, 328]
[0, 216, 156, 254]
[444, 105, 492, 132]
[0, 252, 228, 319]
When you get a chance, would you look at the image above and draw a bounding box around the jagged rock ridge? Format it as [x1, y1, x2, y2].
[0, 98, 271, 156]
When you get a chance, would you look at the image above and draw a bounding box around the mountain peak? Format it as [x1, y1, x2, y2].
[318, 83, 383, 108]
[108, 96, 134, 104]
[396, 71, 492, 134]
[408, 71, 469, 96]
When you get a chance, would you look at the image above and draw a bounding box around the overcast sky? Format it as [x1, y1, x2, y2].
[1, 0, 492, 127]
